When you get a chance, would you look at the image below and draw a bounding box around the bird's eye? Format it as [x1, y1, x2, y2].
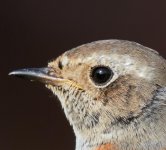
[90, 66, 114, 86]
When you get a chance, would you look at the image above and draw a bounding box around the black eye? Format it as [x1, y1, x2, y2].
[91, 66, 114, 85]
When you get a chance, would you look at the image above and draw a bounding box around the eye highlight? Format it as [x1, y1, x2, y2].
[90, 66, 114, 86]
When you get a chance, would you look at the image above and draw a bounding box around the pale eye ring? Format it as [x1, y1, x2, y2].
[90, 66, 114, 86]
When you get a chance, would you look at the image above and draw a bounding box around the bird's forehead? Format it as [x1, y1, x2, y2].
[58, 39, 160, 66]
[60, 49, 134, 67]
[61, 49, 126, 63]
[58, 50, 155, 81]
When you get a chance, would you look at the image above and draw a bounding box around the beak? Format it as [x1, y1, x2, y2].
[9, 67, 58, 84]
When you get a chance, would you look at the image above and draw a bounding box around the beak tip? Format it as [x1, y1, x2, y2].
[8, 71, 15, 76]
[8, 70, 22, 76]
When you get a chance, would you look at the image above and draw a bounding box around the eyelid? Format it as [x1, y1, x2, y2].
[90, 65, 111, 74]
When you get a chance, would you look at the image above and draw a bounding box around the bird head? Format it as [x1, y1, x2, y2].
[9, 40, 166, 139]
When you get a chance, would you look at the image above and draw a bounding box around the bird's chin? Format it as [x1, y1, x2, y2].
[46, 84, 101, 132]
[46, 84, 66, 100]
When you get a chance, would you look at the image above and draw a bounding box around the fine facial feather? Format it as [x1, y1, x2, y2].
[46, 40, 166, 150]
[10, 40, 166, 150]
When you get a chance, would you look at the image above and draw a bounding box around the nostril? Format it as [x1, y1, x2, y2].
[48, 68, 57, 77]
[49, 71, 56, 76]
[44, 67, 56, 77]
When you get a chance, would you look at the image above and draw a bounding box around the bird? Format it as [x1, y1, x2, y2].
[9, 40, 166, 150]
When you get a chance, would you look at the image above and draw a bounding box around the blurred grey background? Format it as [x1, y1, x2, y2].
[0, 0, 166, 150]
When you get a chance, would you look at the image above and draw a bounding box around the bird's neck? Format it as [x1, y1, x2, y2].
[74, 121, 127, 150]
[75, 117, 165, 150]
[75, 132, 118, 150]
[74, 89, 166, 150]
[76, 140, 117, 150]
